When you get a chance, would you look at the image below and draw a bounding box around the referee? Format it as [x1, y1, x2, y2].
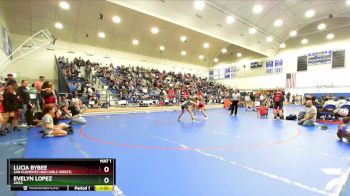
[230, 89, 241, 116]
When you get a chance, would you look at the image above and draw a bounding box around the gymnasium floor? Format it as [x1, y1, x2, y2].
[2, 105, 350, 196]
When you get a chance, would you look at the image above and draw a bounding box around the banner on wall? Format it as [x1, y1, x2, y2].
[266, 60, 273, 74]
[231, 66, 239, 78]
[224, 68, 231, 78]
[209, 65, 238, 80]
[307, 50, 332, 65]
[209, 70, 214, 80]
[219, 68, 225, 79]
[1, 26, 12, 57]
[274, 59, 283, 73]
[213, 69, 219, 80]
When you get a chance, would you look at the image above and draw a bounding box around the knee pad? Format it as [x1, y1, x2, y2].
[7, 117, 14, 124]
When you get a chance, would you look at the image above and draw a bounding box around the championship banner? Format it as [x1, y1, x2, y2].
[209, 70, 214, 80]
[266, 60, 273, 74]
[231, 66, 239, 78]
[219, 68, 225, 79]
[224, 68, 231, 78]
[274, 59, 283, 73]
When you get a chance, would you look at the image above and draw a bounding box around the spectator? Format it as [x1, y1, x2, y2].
[18, 80, 30, 128]
[298, 100, 317, 126]
[58, 94, 72, 120]
[286, 92, 291, 103]
[41, 81, 57, 108]
[34, 76, 45, 110]
[70, 82, 78, 96]
[0, 84, 4, 136]
[322, 96, 337, 111]
[273, 88, 284, 120]
[89, 93, 101, 108]
[3, 85, 21, 132]
[249, 92, 255, 104]
[87, 85, 93, 99]
[253, 98, 260, 111]
[42, 105, 70, 137]
[337, 96, 347, 108]
[59, 56, 238, 107]
[5, 73, 17, 87]
[244, 94, 251, 110]
[69, 100, 87, 124]
[25, 104, 42, 127]
[259, 93, 265, 103]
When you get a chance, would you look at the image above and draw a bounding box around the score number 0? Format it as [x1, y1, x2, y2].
[103, 166, 109, 184]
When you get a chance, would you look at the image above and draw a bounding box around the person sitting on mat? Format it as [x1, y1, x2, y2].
[42, 106, 72, 137]
[69, 100, 87, 124]
[336, 96, 347, 108]
[58, 94, 72, 120]
[337, 117, 350, 142]
[25, 104, 42, 128]
[298, 100, 317, 126]
[322, 96, 337, 112]
[257, 102, 269, 118]
[273, 108, 284, 120]
[178, 98, 196, 122]
[253, 98, 260, 112]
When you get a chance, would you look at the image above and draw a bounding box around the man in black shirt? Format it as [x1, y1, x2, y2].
[5, 73, 17, 87]
[18, 80, 30, 127]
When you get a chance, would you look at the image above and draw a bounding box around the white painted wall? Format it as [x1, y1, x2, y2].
[288, 87, 350, 95]
[213, 37, 350, 92]
[2, 33, 209, 85]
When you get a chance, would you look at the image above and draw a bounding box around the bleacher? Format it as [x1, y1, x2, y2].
[56, 56, 232, 108]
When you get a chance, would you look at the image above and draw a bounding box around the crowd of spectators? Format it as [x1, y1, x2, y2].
[0, 73, 86, 137]
[57, 56, 102, 108]
[57, 56, 235, 105]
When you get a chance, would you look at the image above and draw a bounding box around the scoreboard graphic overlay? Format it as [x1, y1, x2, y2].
[7, 158, 116, 191]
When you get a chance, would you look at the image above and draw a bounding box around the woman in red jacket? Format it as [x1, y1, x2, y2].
[41, 81, 57, 108]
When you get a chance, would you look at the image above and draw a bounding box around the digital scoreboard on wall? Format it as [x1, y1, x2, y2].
[7, 158, 116, 191]
[250, 61, 262, 69]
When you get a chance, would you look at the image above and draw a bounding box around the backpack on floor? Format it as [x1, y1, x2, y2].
[286, 114, 297, 120]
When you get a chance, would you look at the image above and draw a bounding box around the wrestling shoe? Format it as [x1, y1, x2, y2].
[18, 124, 28, 128]
[13, 127, 21, 131]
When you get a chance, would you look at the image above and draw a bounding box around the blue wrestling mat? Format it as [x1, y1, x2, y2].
[6, 106, 350, 196]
